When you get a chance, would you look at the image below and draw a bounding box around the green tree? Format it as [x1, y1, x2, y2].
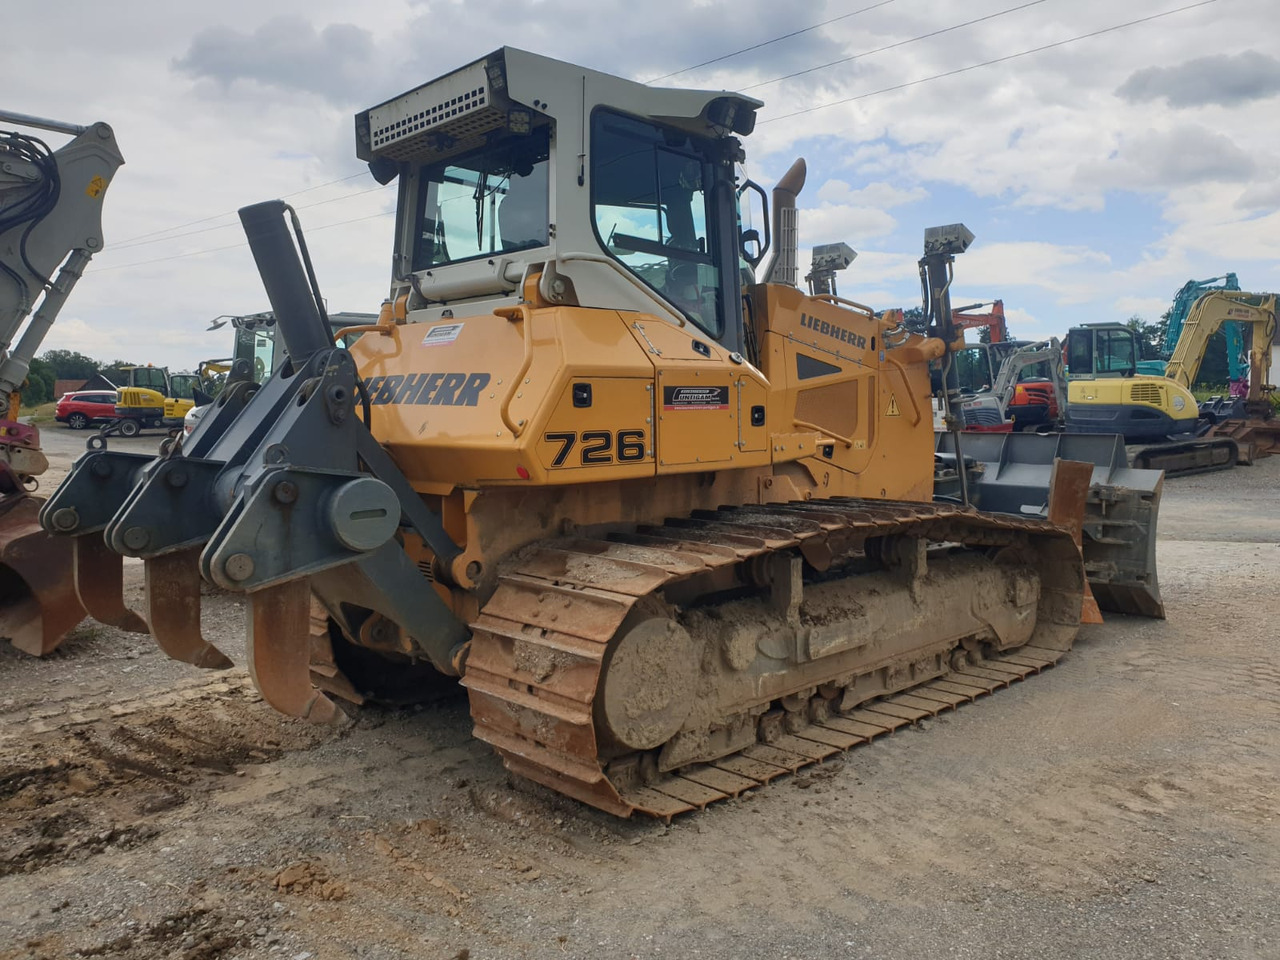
[900, 306, 926, 335]
[38, 349, 101, 381]
[100, 360, 143, 386]
[1194, 330, 1230, 386]
[1124, 314, 1167, 361]
[23, 357, 57, 406]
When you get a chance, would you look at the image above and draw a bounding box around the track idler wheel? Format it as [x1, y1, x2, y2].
[596, 608, 698, 752]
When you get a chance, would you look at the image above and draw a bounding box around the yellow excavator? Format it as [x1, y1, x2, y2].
[43, 50, 1162, 817]
[111, 364, 201, 434]
[1065, 290, 1276, 472]
[1170, 290, 1277, 463]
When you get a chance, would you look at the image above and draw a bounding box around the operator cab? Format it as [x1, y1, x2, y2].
[357, 47, 761, 357]
[1065, 323, 1139, 378]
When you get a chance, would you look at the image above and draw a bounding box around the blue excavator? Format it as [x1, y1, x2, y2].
[1137, 275, 1247, 393]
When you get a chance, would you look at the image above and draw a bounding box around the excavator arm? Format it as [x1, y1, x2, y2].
[989, 337, 1066, 418]
[1164, 291, 1277, 402]
[0, 111, 126, 656]
[0, 111, 124, 427]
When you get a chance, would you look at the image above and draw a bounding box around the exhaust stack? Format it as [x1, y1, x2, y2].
[761, 158, 806, 287]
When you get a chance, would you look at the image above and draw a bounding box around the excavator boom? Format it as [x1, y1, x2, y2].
[0, 110, 128, 655]
[1164, 290, 1276, 401]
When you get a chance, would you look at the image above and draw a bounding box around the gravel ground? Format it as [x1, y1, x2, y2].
[1, 434, 1276, 960]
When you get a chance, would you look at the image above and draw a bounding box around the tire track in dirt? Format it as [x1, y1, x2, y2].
[0, 678, 335, 880]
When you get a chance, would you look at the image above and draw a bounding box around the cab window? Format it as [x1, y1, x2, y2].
[591, 110, 722, 337]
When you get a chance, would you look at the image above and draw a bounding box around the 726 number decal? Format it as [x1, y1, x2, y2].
[545, 429, 647, 467]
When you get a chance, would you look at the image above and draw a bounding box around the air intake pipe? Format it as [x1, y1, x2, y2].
[760, 158, 806, 287]
[238, 200, 335, 363]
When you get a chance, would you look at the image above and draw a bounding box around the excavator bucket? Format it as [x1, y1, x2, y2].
[0, 495, 87, 655]
[936, 431, 1165, 619]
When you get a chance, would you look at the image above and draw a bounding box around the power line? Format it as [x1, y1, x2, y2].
[760, 0, 1219, 124]
[645, 0, 899, 84]
[111, 170, 368, 246]
[108, 183, 389, 252]
[94, 209, 394, 273]
[743, 0, 1054, 92]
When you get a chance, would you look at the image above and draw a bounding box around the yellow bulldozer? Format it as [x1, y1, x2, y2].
[42, 50, 1163, 817]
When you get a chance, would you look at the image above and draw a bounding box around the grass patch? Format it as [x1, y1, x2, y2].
[1192, 384, 1280, 414]
[24, 401, 58, 423]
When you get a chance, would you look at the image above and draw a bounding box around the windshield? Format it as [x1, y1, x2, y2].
[412, 128, 550, 270]
[169, 375, 199, 400]
[591, 110, 723, 337]
[132, 367, 168, 392]
[953, 345, 995, 394]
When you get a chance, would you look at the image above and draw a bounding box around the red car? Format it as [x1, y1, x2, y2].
[55, 390, 120, 430]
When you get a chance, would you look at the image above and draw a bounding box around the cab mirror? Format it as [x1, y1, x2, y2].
[737, 179, 770, 268]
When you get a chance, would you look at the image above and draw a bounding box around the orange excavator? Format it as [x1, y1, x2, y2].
[952, 299, 1007, 342]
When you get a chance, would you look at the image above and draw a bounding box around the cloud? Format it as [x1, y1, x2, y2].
[957, 242, 1112, 303]
[1117, 51, 1280, 108]
[1236, 180, 1280, 211]
[174, 17, 379, 105]
[1071, 125, 1257, 195]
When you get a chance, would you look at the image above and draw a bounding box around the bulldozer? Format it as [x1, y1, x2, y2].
[0, 109, 141, 655]
[43, 49, 1161, 818]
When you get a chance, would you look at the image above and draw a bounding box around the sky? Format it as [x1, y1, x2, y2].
[5, 0, 1278, 370]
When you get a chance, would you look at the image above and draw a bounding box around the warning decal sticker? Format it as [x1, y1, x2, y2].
[663, 385, 730, 410]
[886, 393, 901, 417]
[421, 323, 464, 346]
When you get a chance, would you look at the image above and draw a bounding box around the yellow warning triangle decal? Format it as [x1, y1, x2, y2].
[886, 393, 901, 416]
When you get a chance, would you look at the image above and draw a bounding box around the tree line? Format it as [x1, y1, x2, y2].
[23, 349, 144, 407]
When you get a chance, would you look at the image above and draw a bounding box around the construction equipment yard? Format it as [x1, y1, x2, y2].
[2, 427, 1276, 959]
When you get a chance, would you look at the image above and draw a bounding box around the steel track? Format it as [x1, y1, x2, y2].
[461, 498, 1082, 819]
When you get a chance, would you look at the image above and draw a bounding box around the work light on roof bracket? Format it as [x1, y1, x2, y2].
[923, 223, 974, 258]
[485, 59, 507, 90]
[368, 157, 398, 185]
[507, 108, 532, 135]
[706, 97, 757, 136]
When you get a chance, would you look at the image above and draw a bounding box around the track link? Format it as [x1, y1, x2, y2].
[462, 498, 1083, 819]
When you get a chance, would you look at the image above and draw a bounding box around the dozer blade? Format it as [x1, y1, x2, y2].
[73, 535, 150, 634]
[0, 496, 87, 656]
[144, 548, 232, 669]
[1208, 418, 1280, 465]
[247, 578, 342, 725]
[936, 431, 1165, 619]
[1046, 457, 1104, 626]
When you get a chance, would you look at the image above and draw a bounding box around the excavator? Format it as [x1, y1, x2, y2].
[111, 364, 201, 434]
[1135, 274, 1247, 390]
[952, 299, 1008, 343]
[43, 49, 1163, 818]
[954, 338, 1066, 431]
[1169, 290, 1278, 462]
[0, 109, 134, 655]
[1065, 291, 1276, 472]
